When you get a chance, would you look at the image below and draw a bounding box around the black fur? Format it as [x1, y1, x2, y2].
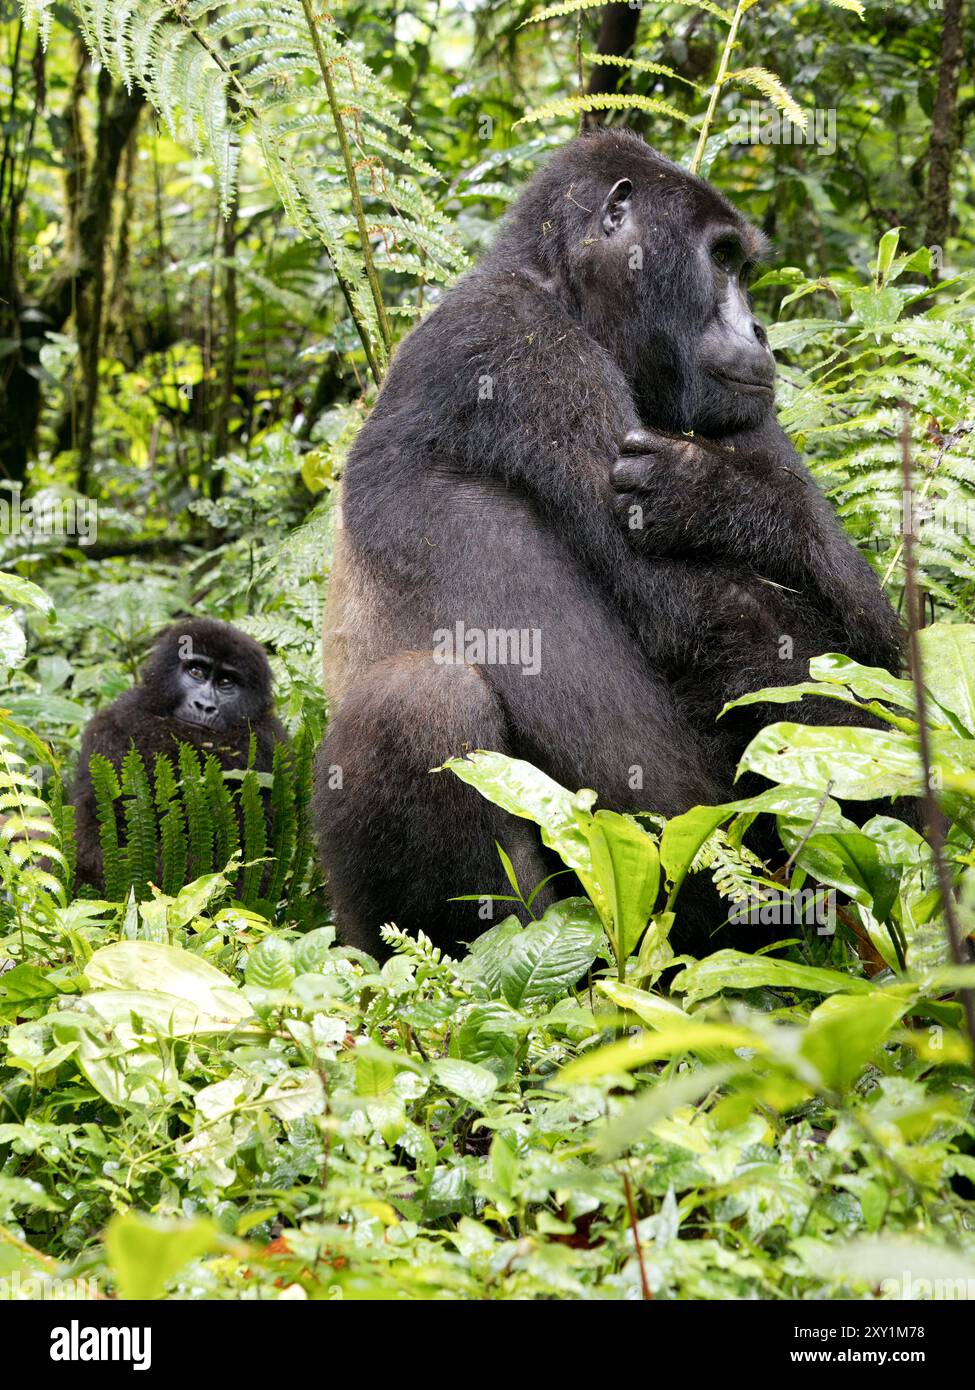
[73, 617, 287, 889]
[313, 130, 903, 957]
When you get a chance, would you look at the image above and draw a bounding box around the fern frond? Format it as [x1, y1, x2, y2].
[524, 0, 733, 24]
[238, 769, 267, 907]
[121, 747, 157, 901]
[89, 753, 126, 901]
[518, 93, 694, 128]
[723, 67, 807, 129]
[585, 52, 703, 91]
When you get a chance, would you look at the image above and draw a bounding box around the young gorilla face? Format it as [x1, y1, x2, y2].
[172, 652, 246, 730]
[141, 618, 273, 735]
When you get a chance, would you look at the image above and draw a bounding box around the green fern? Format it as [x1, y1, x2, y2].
[265, 742, 297, 907]
[379, 923, 460, 985]
[154, 754, 188, 895]
[287, 725, 316, 905]
[519, 0, 849, 176]
[765, 233, 975, 613]
[239, 768, 267, 905]
[0, 726, 67, 919]
[204, 754, 240, 872]
[178, 742, 214, 880]
[121, 747, 158, 900]
[89, 753, 126, 901]
[81, 734, 313, 908]
[25, 0, 467, 385]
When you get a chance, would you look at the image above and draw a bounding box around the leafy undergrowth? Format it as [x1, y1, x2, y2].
[3, 867, 975, 1301]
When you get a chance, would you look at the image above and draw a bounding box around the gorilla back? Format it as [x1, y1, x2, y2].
[314, 129, 902, 958]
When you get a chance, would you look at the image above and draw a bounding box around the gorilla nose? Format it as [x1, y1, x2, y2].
[191, 697, 218, 720]
[714, 325, 775, 392]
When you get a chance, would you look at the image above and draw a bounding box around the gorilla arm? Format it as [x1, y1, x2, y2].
[610, 421, 902, 673]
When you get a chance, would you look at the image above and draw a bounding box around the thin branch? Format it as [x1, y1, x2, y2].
[900, 407, 975, 1073]
[620, 1167, 652, 1300]
[177, 5, 384, 386]
[689, 0, 742, 176]
[300, 0, 393, 363]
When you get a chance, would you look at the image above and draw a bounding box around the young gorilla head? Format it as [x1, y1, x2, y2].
[72, 617, 286, 891]
[140, 617, 274, 735]
[487, 128, 774, 436]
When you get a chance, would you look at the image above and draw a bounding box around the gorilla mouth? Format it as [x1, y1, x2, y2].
[176, 714, 219, 731]
[713, 371, 774, 396]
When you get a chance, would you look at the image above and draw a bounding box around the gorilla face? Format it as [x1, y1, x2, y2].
[173, 651, 246, 731]
[139, 617, 274, 734]
[688, 225, 775, 433]
[603, 175, 774, 434]
[559, 149, 776, 438]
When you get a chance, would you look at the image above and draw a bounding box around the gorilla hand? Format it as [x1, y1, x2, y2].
[610, 424, 813, 584]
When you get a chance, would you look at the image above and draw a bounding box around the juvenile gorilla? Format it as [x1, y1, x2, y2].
[74, 617, 286, 888]
[314, 129, 903, 957]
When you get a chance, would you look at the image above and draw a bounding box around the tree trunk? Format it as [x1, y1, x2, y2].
[36, 73, 144, 488]
[923, 0, 964, 257]
[0, 27, 44, 484]
[211, 196, 239, 496]
[584, 4, 642, 126]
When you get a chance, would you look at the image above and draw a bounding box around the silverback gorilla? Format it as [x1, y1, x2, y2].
[313, 130, 903, 957]
[74, 618, 287, 889]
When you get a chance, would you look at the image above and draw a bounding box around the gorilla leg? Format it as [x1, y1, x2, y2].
[314, 651, 552, 957]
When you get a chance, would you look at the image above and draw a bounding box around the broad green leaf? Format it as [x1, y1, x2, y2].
[105, 1212, 220, 1300]
[671, 949, 878, 1006]
[461, 916, 523, 999]
[783, 827, 900, 920]
[849, 285, 905, 330]
[558, 1020, 767, 1083]
[598, 979, 688, 1028]
[497, 899, 604, 1007]
[738, 722, 923, 799]
[799, 991, 910, 1090]
[918, 624, 975, 735]
[443, 751, 603, 910]
[457, 1001, 526, 1081]
[588, 809, 660, 959]
[875, 227, 900, 284]
[808, 654, 918, 713]
[82, 989, 250, 1039]
[355, 1045, 397, 1098]
[245, 937, 295, 990]
[598, 1063, 741, 1158]
[432, 1058, 498, 1108]
[660, 804, 730, 890]
[0, 611, 27, 670]
[85, 942, 252, 1024]
[0, 572, 54, 614]
[165, 873, 231, 928]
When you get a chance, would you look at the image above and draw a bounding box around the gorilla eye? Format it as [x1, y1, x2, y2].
[186, 663, 207, 681]
[216, 675, 237, 691]
[711, 238, 741, 274]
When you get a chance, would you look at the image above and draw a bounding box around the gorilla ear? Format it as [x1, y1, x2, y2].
[600, 178, 633, 236]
